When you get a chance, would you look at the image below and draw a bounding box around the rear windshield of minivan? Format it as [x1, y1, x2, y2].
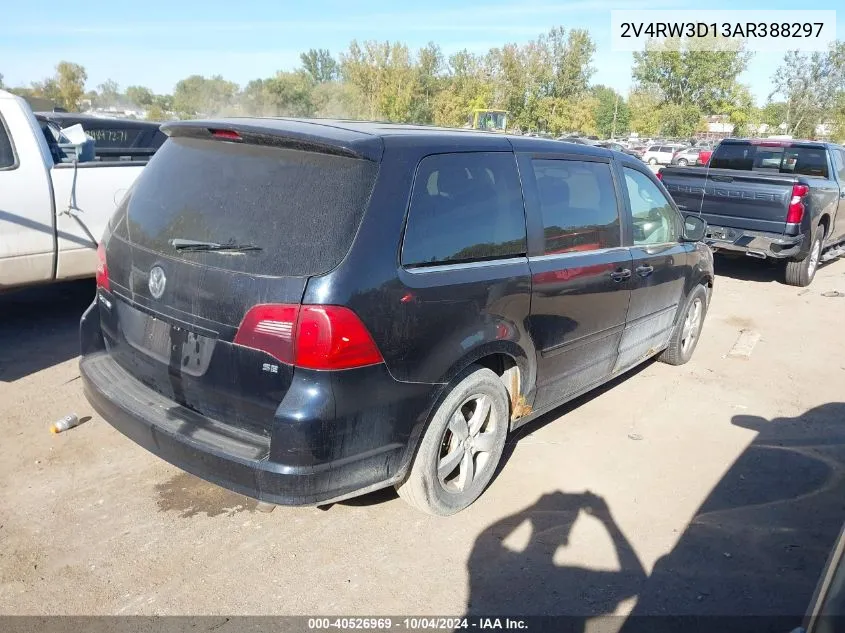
[125, 137, 378, 277]
[710, 143, 829, 178]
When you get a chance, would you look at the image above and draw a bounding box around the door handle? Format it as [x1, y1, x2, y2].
[636, 265, 654, 277]
[610, 269, 632, 282]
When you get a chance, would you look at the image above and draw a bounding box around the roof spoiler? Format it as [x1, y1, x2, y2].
[161, 121, 379, 161]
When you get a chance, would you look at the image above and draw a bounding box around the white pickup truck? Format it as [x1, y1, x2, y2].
[0, 89, 149, 290]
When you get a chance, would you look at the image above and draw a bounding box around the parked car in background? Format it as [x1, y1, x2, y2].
[37, 112, 166, 162]
[558, 135, 599, 146]
[660, 138, 845, 286]
[642, 144, 686, 165]
[670, 147, 706, 166]
[80, 119, 713, 516]
[0, 90, 149, 290]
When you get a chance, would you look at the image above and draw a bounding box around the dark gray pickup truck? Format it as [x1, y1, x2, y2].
[660, 139, 845, 286]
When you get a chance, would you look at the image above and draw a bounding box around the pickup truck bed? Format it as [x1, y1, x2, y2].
[0, 90, 151, 290]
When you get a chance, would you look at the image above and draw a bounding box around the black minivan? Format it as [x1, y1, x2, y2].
[80, 119, 713, 515]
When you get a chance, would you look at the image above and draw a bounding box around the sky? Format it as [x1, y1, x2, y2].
[0, 0, 841, 106]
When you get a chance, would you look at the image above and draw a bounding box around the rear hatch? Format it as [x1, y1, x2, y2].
[697, 141, 828, 233]
[99, 124, 380, 438]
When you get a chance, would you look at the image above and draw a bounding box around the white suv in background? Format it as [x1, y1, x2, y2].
[642, 144, 685, 165]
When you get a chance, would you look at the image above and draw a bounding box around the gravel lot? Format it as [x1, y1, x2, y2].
[1, 256, 844, 624]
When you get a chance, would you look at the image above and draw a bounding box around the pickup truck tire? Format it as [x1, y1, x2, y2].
[396, 366, 509, 516]
[785, 227, 824, 287]
[660, 284, 708, 366]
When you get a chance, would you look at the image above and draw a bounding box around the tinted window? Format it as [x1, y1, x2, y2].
[660, 146, 674, 153]
[85, 127, 141, 148]
[648, 145, 660, 152]
[126, 137, 378, 277]
[532, 159, 621, 254]
[623, 168, 680, 245]
[710, 143, 830, 178]
[0, 115, 15, 169]
[401, 152, 526, 267]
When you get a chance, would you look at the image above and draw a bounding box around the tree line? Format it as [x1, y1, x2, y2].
[2, 29, 844, 140]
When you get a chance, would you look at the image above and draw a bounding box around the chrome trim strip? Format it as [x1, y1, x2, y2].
[528, 247, 630, 263]
[404, 256, 528, 274]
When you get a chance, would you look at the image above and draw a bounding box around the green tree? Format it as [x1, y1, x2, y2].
[340, 40, 419, 122]
[628, 87, 662, 136]
[770, 42, 845, 138]
[300, 49, 339, 83]
[410, 42, 444, 124]
[659, 102, 704, 137]
[54, 62, 88, 110]
[173, 74, 238, 118]
[96, 79, 120, 106]
[633, 37, 751, 113]
[125, 85, 154, 108]
[592, 85, 630, 138]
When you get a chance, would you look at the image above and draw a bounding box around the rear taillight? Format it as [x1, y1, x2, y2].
[95, 242, 109, 290]
[233, 304, 383, 370]
[787, 184, 809, 224]
[233, 304, 299, 365]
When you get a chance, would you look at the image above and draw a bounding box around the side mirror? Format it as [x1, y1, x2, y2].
[682, 215, 707, 242]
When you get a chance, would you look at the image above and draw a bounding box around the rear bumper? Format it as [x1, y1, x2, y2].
[705, 225, 804, 259]
[80, 308, 437, 505]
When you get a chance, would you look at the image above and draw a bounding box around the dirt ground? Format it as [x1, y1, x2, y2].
[1, 256, 844, 625]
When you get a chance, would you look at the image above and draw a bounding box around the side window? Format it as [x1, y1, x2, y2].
[623, 167, 681, 245]
[0, 115, 16, 169]
[532, 159, 621, 255]
[649, 145, 660, 152]
[661, 146, 673, 153]
[834, 149, 845, 181]
[401, 152, 526, 267]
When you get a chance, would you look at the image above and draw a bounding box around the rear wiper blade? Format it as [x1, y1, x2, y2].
[169, 238, 262, 252]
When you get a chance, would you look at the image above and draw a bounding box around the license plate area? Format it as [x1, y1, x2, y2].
[117, 301, 216, 373]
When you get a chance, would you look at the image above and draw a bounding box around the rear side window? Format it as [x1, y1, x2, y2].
[125, 137, 378, 277]
[710, 143, 830, 178]
[649, 145, 660, 152]
[531, 159, 621, 254]
[660, 146, 673, 153]
[0, 115, 15, 169]
[401, 152, 526, 267]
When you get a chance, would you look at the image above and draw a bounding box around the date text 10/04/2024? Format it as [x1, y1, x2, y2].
[307, 618, 528, 630]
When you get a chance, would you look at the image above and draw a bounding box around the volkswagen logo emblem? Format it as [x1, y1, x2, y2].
[148, 266, 166, 299]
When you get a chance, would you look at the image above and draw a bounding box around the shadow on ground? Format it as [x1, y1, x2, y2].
[0, 279, 94, 382]
[464, 403, 845, 632]
[713, 254, 785, 284]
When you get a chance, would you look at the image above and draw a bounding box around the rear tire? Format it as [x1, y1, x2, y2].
[677, 158, 688, 166]
[648, 158, 658, 165]
[396, 366, 509, 516]
[660, 284, 708, 366]
[785, 227, 823, 287]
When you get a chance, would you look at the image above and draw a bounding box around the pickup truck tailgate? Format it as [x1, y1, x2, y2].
[699, 170, 794, 234]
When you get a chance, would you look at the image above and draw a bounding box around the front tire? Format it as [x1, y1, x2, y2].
[396, 366, 509, 516]
[785, 227, 823, 287]
[660, 284, 708, 366]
